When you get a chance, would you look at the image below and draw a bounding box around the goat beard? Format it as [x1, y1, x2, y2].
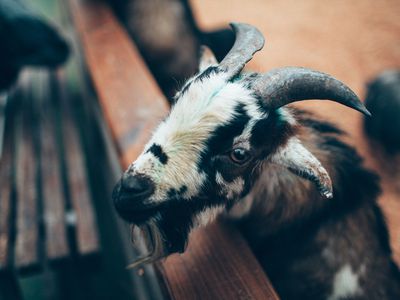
[126, 221, 170, 268]
[126, 196, 215, 268]
[127, 214, 191, 268]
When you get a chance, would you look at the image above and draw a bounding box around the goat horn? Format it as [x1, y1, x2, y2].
[252, 67, 371, 116]
[219, 23, 265, 78]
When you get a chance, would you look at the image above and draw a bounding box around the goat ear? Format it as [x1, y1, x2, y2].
[270, 138, 333, 199]
[198, 45, 218, 72]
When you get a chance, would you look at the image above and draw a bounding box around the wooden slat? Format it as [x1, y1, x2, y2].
[57, 72, 100, 257]
[69, 0, 168, 168]
[161, 221, 279, 299]
[69, 1, 279, 299]
[14, 78, 40, 273]
[0, 101, 14, 272]
[38, 72, 70, 262]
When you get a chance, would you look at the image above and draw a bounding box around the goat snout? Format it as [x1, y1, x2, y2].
[112, 174, 157, 223]
[121, 173, 154, 195]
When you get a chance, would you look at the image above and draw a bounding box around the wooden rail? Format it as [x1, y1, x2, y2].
[68, 0, 279, 299]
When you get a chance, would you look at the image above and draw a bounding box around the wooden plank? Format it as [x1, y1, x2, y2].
[69, 0, 168, 168]
[14, 76, 41, 273]
[37, 72, 70, 263]
[69, 1, 279, 299]
[162, 221, 280, 300]
[57, 72, 100, 257]
[0, 98, 14, 272]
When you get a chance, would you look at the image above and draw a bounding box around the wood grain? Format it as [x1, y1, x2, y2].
[69, 1, 279, 298]
[161, 221, 279, 300]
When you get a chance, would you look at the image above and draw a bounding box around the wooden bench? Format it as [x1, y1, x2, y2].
[68, 0, 279, 299]
[0, 68, 100, 299]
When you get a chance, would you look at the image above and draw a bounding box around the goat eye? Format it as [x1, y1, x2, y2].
[230, 148, 250, 164]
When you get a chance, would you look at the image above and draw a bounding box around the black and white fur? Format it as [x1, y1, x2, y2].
[112, 24, 400, 300]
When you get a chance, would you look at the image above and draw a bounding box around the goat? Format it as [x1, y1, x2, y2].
[109, 0, 234, 99]
[112, 23, 400, 299]
[0, 0, 69, 91]
[364, 70, 400, 154]
[363, 70, 400, 192]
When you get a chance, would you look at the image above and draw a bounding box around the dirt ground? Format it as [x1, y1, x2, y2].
[191, 0, 400, 264]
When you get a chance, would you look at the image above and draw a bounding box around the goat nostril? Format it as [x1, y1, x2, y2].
[121, 173, 153, 195]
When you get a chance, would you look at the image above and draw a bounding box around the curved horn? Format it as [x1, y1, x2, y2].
[252, 67, 370, 116]
[219, 23, 265, 78]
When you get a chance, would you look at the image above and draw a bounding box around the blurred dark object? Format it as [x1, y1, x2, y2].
[109, 0, 234, 100]
[364, 70, 400, 154]
[0, 0, 69, 91]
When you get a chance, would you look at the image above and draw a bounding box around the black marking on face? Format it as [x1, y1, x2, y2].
[253, 94, 270, 114]
[198, 103, 251, 173]
[179, 80, 193, 96]
[147, 143, 168, 164]
[157, 194, 224, 253]
[167, 185, 188, 199]
[250, 110, 294, 152]
[194, 66, 220, 83]
[179, 66, 221, 97]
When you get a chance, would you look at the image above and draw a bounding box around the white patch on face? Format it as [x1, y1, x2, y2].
[131, 72, 256, 204]
[276, 107, 297, 125]
[233, 99, 266, 150]
[328, 264, 363, 300]
[233, 119, 256, 151]
[232, 106, 294, 153]
[215, 172, 245, 200]
[131, 150, 206, 202]
[192, 205, 225, 228]
[244, 98, 265, 120]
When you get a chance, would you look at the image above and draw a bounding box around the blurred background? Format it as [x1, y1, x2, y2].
[0, 0, 399, 299]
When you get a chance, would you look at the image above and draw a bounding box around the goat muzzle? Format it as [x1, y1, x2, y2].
[112, 174, 158, 224]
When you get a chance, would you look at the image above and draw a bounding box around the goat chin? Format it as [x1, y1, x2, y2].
[127, 221, 170, 269]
